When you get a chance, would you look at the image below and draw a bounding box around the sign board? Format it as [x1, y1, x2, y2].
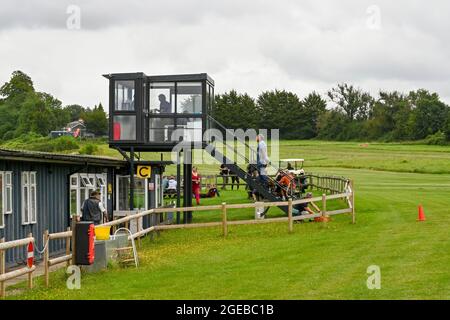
[27, 242, 34, 268]
[137, 165, 151, 178]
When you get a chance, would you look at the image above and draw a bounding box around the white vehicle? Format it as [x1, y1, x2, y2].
[278, 158, 305, 175]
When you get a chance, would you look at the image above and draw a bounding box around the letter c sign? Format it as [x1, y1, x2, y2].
[137, 166, 151, 178]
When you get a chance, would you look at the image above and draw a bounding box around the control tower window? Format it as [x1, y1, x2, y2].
[177, 82, 202, 114]
[115, 80, 135, 111]
[150, 82, 175, 114]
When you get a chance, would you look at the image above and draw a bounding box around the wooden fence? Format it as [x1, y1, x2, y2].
[43, 228, 72, 287]
[201, 173, 350, 193]
[306, 174, 350, 194]
[0, 234, 36, 298]
[0, 179, 354, 297]
[99, 181, 355, 237]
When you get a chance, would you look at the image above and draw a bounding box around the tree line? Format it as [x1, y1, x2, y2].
[2, 70, 450, 145]
[0, 70, 108, 142]
[212, 85, 450, 144]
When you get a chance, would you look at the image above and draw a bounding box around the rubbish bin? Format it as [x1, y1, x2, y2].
[75, 221, 95, 265]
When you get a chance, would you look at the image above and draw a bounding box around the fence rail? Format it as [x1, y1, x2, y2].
[0, 234, 35, 298]
[99, 181, 355, 239]
[306, 174, 350, 194]
[44, 227, 71, 287]
[0, 178, 354, 297]
[198, 173, 351, 195]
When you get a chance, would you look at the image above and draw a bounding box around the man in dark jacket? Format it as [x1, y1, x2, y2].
[81, 191, 107, 225]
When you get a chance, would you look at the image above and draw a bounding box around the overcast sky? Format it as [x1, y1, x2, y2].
[1, 0, 449, 109]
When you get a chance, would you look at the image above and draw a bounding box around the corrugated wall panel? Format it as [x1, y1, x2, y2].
[0, 159, 113, 267]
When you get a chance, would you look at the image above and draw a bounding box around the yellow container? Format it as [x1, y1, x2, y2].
[95, 226, 111, 240]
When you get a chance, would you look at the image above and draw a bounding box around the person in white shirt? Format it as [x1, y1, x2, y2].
[165, 176, 177, 199]
[256, 134, 270, 186]
[167, 176, 177, 190]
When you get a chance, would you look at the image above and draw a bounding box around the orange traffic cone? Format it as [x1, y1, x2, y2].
[417, 205, 426, 221]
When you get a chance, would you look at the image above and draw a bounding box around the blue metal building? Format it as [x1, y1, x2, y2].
[0, 148, 169, 267]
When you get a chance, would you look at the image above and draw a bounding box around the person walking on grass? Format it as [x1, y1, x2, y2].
[192, 167, 201, 205]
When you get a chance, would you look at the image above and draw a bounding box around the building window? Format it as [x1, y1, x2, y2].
[94, 174, 108, 207]
[4, 172, 12, 214]
[175, 118, 203, 142]
[70, 173, 107, 217]
[70, 174, 79, 216]
[0, 171, 13, 228]
[149, 118, 176, 142]
[113, 115, 136, 141]
[177, 82, 202, 114]
[115, 80, 135, 111]
[149, 82, 175, 114]
[22, 172, 37, 225]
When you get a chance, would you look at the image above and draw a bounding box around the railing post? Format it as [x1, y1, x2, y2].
[222, 202, 227, 237]
[71, 218, 77, 265]
[288, 199, 293, 233]
[44, 230, 49, 287]
[137, 216, 141, 248]
[351, 180, 356, 224]
[0, 238, 5, 298]
[27, 233, 33, 289]
[66, 227, 71, 267]
[322, 194, 327, 217]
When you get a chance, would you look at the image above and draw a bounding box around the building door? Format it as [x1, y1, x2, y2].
[115, 175, 149, 211]
[154, 174, 162, 208]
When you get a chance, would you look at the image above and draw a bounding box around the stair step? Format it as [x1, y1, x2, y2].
[120, 258, 136, 263]
[115, 247, 133, 251]
[206, 146, 290, 214]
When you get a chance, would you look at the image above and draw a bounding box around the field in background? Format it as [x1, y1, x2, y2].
[95, 140, 450, 175]
[4, 138, 448, 175]
[5, 141, 450, 299]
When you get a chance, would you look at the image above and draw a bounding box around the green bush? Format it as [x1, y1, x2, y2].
[1, 134, 80, 152]
[424, 131, 447, 145]
[51, 136, 80, 151]
[2, 131, 15, 141]
[79, 143, 98, 155]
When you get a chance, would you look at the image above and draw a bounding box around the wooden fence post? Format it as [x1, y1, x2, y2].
[222, 202, 227, 237]
[44, 230, 49, 287]
[137, 216, 141, 248]
[0, 238, 5, 298]
[288, 199, 293, 233]
[71, 218, 77, 265]
[351, 180, 356, 224]
[322, 194, 327, 217]
[27, 233, 33, 289]
[66, 227, 71, 267]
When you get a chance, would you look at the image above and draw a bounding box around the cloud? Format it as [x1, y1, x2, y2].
[0, 0, 449, 108]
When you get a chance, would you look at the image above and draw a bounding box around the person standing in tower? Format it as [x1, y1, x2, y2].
[256, 134, 269, 187]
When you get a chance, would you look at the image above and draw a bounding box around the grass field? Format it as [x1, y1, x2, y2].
[34, 139, 450, 175]
[5, 141, 450, 299]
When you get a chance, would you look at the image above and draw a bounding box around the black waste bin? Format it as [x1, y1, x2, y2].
[75, 221, 95, 265]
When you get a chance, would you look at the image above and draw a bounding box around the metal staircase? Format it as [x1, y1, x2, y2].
[205, 116, 292, 214]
